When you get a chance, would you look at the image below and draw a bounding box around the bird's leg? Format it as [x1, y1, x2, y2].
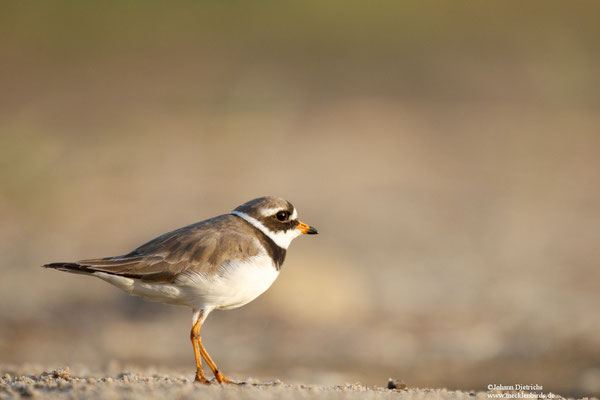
[191, 309, 235, 384]
[196, 336, 235, 384]
[190, 313, 210, 384]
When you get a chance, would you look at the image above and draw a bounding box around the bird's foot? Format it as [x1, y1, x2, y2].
[194, 375, 211, 385]
[215, 372, 238, 385]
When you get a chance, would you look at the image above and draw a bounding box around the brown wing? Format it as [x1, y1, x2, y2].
[69, 214, 262, 283]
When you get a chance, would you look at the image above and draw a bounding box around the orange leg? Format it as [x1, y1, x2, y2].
[191, 313, 236, 384]
[190, 318, 210, 384]
[197, 337, 235, 384]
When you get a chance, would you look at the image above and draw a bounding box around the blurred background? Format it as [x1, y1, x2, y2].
[1, 1, 599, 397]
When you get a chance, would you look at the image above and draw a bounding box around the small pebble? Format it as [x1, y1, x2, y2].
[387, 378, 407, 390]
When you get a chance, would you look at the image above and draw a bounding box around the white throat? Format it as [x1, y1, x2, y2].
[230, 211, 301, 249]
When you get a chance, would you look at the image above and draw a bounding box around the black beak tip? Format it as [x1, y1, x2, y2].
[307, 226, 319, 235]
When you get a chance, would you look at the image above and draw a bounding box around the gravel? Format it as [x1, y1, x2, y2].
[1, 367, 593, 400]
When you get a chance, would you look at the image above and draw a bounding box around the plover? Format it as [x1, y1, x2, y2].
[43, 196, 318, 384]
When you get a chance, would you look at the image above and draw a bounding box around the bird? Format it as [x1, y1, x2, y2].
[43, 196, 318, 384]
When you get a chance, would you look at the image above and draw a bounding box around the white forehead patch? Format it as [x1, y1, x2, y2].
[231, 211, 302, 249]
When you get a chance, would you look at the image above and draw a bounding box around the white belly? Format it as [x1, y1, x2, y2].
[93, 254, 279, 311]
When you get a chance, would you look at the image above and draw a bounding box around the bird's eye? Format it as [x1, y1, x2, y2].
[276, 211, 289, 221]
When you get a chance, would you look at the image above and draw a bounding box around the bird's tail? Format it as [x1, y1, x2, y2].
[42, 262, 94, 275]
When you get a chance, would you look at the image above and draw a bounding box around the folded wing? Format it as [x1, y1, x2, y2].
[44, 215, 262, 283]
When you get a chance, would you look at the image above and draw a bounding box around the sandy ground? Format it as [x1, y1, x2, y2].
[2, 366, 591, 400]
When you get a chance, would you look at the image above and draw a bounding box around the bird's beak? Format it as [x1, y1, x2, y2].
[296, 221, 318, 235]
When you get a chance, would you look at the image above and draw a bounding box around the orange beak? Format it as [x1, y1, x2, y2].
[296, 221, 318, 235]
